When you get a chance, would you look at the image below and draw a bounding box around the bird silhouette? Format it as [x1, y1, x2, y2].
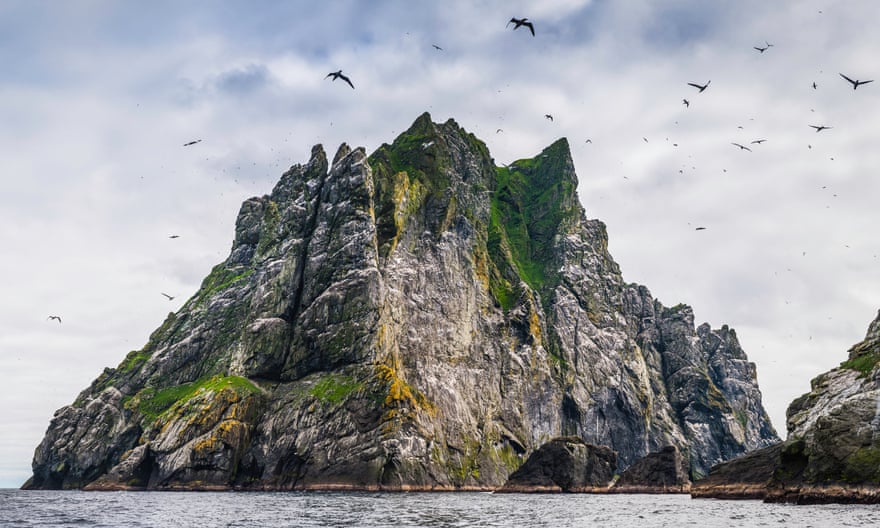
[183, 140, 201, 147]
[731, 142, 752, 151]
[47, 315, 62, 323]
[168, 235, 180, 239]
[839, 73, 873, 90]
[754, 45, 769, 53]
[161, 293, 175, 301]
[812, 81, 818, 89]
[810, 125, 832, 132]
[496, 128, 503, 134]
[432, 44, 443, 51]
[682, 98, 690, 107]
[750, 139, 767, 144]
[695, 227, 707, 231]
[325, 70, 355, 89]
[687, 80, 711, 93]
[585, 139, 592, 144]
[544, 114, 553, 121]
[507, 17, 535, 36]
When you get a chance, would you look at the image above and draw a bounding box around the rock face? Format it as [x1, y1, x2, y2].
[693, 310, 880, 504]
[497, 437, 616, 492]
[24, 113, 777, 491]
[612, 445, 691, 493]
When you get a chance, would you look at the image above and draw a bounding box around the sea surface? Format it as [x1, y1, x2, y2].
[1, 490, 878, 527]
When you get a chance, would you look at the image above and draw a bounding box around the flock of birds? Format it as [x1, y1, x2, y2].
[45, 14, 874, 324]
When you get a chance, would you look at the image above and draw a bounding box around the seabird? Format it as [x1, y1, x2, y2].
[687, 80, 711, 93]
[731, 142, 752, 151]
[183, 140, 201, 147]
[750, 139, 767, 144]
[507, 17, 535, 36]
[812, 81, 818, 89]
[325, 70, 355, 89]
[432, 44, 443, 51]
[682, 98, 690, 107]
[754, 45, 769, 53]
[161, 293, 175, 301]
[809, 125, 832, 132]
[839, 73, 873, 90]
[47, 315, 62, 323]
[695, 227, 707, 231]
[585, 139, 592, 144]
[496, 128, 503, 133]
[168, 235, 180, 239]
[544, 114, 553, 121]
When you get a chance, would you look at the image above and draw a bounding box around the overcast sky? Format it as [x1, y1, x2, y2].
[2, 0, 879, 488]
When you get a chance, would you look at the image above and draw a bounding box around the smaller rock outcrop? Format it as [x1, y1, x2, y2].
[611, 446, 691, 493]
[690, 443, 782, 499]
[497, 437, 616, 492]
[692, 310, 880, 504]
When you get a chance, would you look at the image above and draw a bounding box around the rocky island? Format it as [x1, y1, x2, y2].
[24, 113, 777, 491]
[692, 310, 880, 503]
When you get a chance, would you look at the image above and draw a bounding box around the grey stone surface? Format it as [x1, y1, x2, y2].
[24, 113, 777, 490]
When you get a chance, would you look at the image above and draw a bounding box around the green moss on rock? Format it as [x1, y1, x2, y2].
[309, 373, 363, 405]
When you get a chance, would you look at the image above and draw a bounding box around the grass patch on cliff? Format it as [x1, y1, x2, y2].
[309, 374, 363, 405]
[196, 264, 254, 303]
[130, 375, 260, 422]
[117, 349, 152, 374]
[487, 140, 578, 306]
[840, 349, 880, 376]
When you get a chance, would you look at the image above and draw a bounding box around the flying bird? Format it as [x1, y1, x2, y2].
[754, 45, 769, 53]
[687, 80, 711, 93]
[496, 128, 503, 134]
[432, 44, 443, 51]
[47, 315, 62, 323]
[731, 142, 752, 151]
[544, 114, 553, 121]
[168, 235, 180, 239]
[695, 227, 707, 231]
[839, 73, 873, 90]
[810, 125, 832, 132]
[812, 81, 818, 89]
[325, 70, 355, 89]
[507, 17, 535, 36]
[585, 139, 592, 144]
[161, 293, 175, 301]
[183, 140, 201, 147]
[682, 98, 690, 107]
[750, 139, 767, 144]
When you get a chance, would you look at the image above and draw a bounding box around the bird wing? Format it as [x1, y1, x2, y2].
[840, 73, 857, 85]
[340, 74, 355, 89]
[325, 72, 335, 79]
[687, 82, 702, 89]
[859, 79, 874, 86]
[524, 21, 535, 36]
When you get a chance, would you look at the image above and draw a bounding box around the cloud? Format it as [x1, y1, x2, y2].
[3, 0, 880, 487]
[214, 63, 272, 95]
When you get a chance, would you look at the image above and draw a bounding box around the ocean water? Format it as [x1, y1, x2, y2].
[1, 490, 877, 528]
